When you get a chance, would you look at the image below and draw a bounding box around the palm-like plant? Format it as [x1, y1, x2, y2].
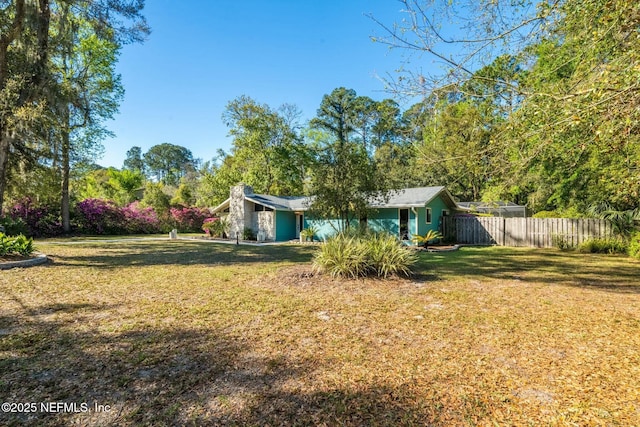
[300, 225, 318, 241]
[202, 217, 229, 238]
[587, 202, 640, 236]
[411, 229, 443, 249]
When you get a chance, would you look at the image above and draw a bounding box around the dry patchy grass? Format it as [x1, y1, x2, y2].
[1, 240, 639, 426]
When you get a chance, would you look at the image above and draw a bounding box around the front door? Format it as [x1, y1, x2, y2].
[295, 214, 303, 238]
[399, 209, 409, 240]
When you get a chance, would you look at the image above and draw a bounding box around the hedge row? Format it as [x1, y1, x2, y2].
[0, 198, 211, 237]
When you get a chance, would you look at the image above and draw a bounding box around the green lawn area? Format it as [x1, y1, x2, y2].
[1, 239, 639, 426]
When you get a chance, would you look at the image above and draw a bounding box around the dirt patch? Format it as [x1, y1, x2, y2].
[266, 265, 428, 291]
[271, 265, 319, 286]
[407, 244, 459, 252]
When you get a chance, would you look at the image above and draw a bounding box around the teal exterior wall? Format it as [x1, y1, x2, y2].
[303, 216, 354, 241]
[270, 193, 453, 242]
[367, 195, 452, 242]
[366, 208, 417, 239]
[367, 208, 399, 236]
[369, 207, 433, 241]
[416, 196, 451, 237]
[275, 211, 297, 241]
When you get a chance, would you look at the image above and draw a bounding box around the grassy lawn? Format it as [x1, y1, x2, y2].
[1, 239, 639, 426]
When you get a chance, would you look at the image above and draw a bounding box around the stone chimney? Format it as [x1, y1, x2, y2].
[228, 184, 253, 238]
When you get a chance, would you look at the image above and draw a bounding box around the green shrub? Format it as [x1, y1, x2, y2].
[411, 230, 442, 248]
[202, 217, 229, 238]
[551, 234, 575, 251]
[0, 216, 28, 236]
[628, 232, 640, 259]
[533, 208, 584, 218]
[577, 237, 628, 254]
[313, 232, 416, 279]
[0, 233, 35, 257]
[300, 226, 317, 241]
[242, 227, 255, 240]
[533, 210, 560, 219]
[0, 233, 7, 256]
[10, 234, 35, 256]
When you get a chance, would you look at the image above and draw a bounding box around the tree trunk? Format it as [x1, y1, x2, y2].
[0, 131, 11, 213]
[0, 0, 26, 213]
[61, 121, 71, 233]
[0, 0, 49, 214]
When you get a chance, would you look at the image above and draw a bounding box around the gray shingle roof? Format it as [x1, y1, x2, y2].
[247, 186, 455, 211]
[369, 186, 449, 208]
[246, 194, 311, 211]
[213, 186, 458, 213]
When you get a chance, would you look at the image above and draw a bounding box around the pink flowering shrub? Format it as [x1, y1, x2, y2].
[202, 217, 216, 236]
[122, 202, 161, 234]
[5, 197, 62, 237]
[169, 206, 211, 232]
[75, 198, 125, 235]
[202, 217, 229, 238]
[5, 196, 212, 236]
[75, 199, 166, 235]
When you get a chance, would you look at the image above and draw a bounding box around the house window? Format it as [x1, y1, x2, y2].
[254, 204, 273, 212]
[425, 207, 432, 224]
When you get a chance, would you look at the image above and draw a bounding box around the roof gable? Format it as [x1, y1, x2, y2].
[212, 198, 230, 213]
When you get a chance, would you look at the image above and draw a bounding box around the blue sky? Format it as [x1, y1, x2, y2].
[101, 0, 418, 168]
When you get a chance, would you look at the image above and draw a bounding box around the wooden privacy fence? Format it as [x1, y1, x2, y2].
[442, 217, 614, 248]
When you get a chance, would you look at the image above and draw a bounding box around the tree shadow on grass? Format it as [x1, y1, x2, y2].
[231, 385, 451, 426]
[44, 240, 317, 269]
[416, 247, 640, 294]
[0, 297, 281, 426]
[0, 295, 447, 427]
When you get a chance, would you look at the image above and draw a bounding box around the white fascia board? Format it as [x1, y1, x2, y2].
[212, 198, 231, 214]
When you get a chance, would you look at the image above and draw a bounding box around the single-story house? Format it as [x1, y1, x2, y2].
[212, 184, 460, 242]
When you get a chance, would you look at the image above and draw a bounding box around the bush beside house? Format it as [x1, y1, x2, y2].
[202, 217, 229, 238]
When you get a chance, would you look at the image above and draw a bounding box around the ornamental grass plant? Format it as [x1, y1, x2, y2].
[313, 231, 416, 278]
[365, 232, 416, 278]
